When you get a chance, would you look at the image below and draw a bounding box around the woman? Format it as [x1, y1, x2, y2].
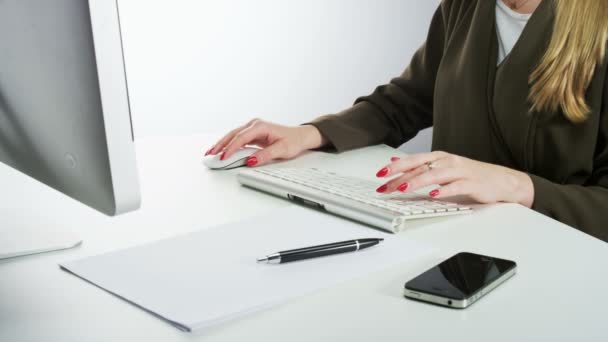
[206, 0, 608, 242]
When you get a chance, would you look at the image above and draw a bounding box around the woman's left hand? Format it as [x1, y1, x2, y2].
[375, 151, 535, 207]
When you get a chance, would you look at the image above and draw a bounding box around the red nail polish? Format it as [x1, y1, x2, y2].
[397, 183, 409, 192]
[220, 152, 226, 160]
[246, 156, 258, 167]
[391, 157, 400, 162]
[376, 184, 388, 193]
[205, 148, 212, 156]
[429, 189, 440, 197]
[376, 167, 389, 178]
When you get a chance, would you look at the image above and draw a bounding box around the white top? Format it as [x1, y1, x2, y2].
[495, 0, 532, 65]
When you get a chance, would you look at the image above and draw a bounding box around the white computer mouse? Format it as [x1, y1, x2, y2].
[203, 147, 260, 170]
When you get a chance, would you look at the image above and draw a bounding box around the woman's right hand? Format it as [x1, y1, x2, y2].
[205, 119, 328, 167]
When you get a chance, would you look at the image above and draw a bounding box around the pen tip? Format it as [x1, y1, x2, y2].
[256, 257, 268, 263]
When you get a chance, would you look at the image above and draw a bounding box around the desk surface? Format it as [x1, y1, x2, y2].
[1, 134, 607, 342]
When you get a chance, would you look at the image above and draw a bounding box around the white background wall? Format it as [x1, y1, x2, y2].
[118, 0, 439, 152]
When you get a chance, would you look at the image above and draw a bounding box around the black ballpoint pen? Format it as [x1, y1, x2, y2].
[256, 238, 384, 264]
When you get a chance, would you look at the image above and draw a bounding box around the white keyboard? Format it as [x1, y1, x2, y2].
[239, 168, 472, 231]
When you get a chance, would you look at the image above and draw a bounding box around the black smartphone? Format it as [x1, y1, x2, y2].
[404, 252, 517, 308]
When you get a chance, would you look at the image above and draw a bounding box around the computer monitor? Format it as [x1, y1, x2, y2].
[0, 1, 141, 257]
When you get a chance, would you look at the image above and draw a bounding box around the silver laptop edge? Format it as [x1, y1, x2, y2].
[89, 0, 141, 214]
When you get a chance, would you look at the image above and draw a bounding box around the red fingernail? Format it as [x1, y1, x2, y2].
[205, 148, 212, 156]
[391, 157, 400, 162]
[376, 167, 389, 178]
[376, 184, 388, 193]
[246, 156, 258, 167]
[397, 183, 409, 192]
[429, 189, 440, 197]
[220, 152, 226, 160]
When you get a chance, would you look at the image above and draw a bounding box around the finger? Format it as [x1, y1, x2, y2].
[222, 124, 267, 160]
[207, 118, 260, 155]
[429, 180, 474, 199]
[207, 126, 247, 156]
[402, 167, 467, 193]
[246, 140, 291, 167]
[377, 165, 428, 193]
[247, 137, 273, 148]
[376, 151, 449, 178]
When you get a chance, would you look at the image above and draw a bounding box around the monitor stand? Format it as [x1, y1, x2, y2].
[0, 226, 82, 260]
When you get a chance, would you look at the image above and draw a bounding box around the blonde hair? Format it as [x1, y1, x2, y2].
[529, 0, 608, 123]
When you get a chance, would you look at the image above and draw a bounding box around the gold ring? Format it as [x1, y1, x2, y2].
[426, 161, 436, 171]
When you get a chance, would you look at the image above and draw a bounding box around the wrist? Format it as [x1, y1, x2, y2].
[299, 124, 328, 150]
[513, 171, 535, 208]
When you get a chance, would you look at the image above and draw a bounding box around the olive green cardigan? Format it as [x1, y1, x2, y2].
[307, 0, 608, 242]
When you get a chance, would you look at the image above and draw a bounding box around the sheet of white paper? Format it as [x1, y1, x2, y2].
[60, 206, 433, 332]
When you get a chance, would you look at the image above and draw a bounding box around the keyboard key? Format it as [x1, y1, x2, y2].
[251, 168, 470, 219]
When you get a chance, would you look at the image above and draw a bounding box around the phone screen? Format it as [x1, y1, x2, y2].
[405, 252, 516, 300]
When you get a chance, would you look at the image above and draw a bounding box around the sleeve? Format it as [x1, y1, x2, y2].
[303, 2, 449, 153]
[529, 75, 608, 242]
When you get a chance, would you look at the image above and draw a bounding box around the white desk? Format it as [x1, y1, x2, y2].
[2, 134, 607, 342]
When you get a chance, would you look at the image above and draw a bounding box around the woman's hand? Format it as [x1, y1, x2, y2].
[375, 151, 535, 207]
[205, 119, 327, 167]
